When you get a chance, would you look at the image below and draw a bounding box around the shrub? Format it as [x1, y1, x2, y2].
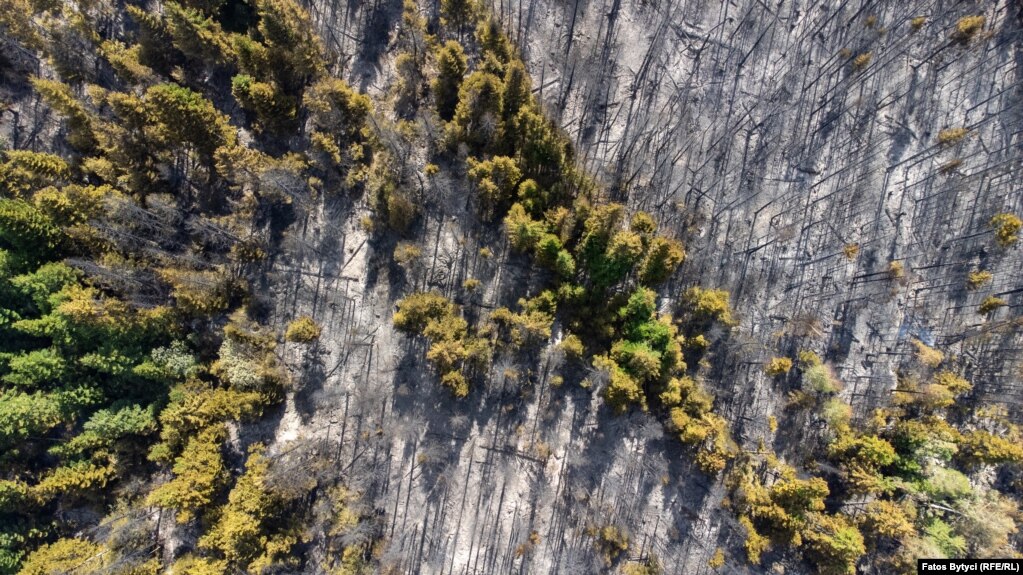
[393, 242, 422, 267]
[956, 493, 1019, 556]
[937, 159, 963, 174]
[385, 190, 418, 233]
[912, 339, 944, 367]
[587, 524, 629, 566]
[896, 536, 948, 567]
[937, 127, 968, 145]
[978, 295, 1007, 315]
[799, 350, 823, 367]
[990, 213, 1021, 246]
[159, 267, 237, 316]
[934, 371, 972, 395]
[952, 15, 985, 43]
[623, 555, 662, 575]
[924, 518, 966, 558]
[285, 316, 321, 343]
[851, 52, 872, 72]
[708, 548, 725, 570]
[213, 314, 286, 393]
[920, 465, 972, 502]
[393, 292, 454, 333]
[683, 287, 735, 325]
[888, 261, 905, 280]
[967, 270, 992, 290]
[842, 243, 859, 259]
[559, 333, 584, 358]
[764, 357, 793, 377]
[911, 16, 926, 30]
[804, 364, 841, 394]
[822, 398, 852, 430]
[895, 377, 955, 410]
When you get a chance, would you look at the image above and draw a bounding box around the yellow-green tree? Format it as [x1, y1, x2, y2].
[199, 445, 299, 572]
[467, 156, 521, 219]
[147, 425, 228, 522]
[450, 71, 504, 151]
[433, 41, 467, 121]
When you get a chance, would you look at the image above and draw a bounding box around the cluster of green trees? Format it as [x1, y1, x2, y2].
[585, 523, 630, 567]
[596, 288, 734, 472]
[729, 457, 862, 575]
[553, 280, 734, 474]
[385, 0, 739, 478]
[12, 0, 1013, 572]
[393, 291, 491, 396]
[730, 343, 1022, 574]
[17, 441, 380, 575]
[0, 153, 189, 571]
[0, 0, 384, 569]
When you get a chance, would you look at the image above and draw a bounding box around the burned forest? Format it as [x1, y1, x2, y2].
[0, 0, 1021, 573]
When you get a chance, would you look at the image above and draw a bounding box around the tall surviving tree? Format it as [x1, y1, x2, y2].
[198, 445, 300, 572]
[144, 83, 237, 163]
[433, 40, 467, 121]
[440, 0, 477, 37]
[501, 59, 531, 123]
[163, 1, 235, 65]
[450, 70, 504, 151]
[250, 0, 325, 92]
[513, 104, 567, 186]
